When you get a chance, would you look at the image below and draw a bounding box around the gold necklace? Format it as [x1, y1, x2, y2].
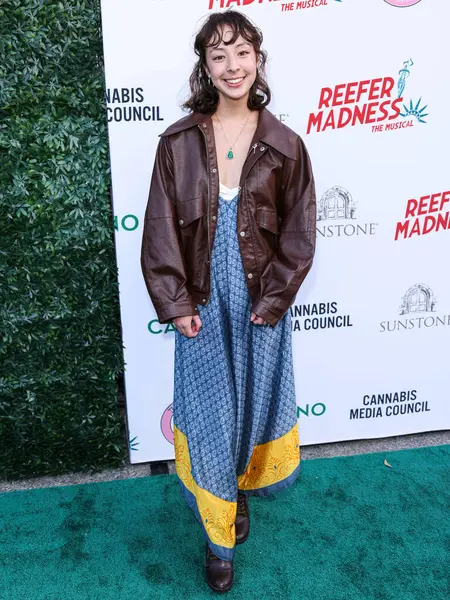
[215, 112, 251, 160]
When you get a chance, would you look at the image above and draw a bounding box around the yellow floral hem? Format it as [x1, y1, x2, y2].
[238, 423, 300, 490]
[174, 426, 236, 548]
[174, 422, 300, 547]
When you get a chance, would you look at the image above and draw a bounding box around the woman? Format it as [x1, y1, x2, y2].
[141, 9, 316, 593]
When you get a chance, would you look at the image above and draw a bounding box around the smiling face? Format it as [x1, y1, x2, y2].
[204, 26, 258, 103]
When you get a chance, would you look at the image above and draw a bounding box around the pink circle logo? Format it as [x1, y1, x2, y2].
[161, 403, 174, 445]
[384, 0, 422, 6]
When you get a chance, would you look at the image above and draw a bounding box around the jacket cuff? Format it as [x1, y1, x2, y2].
[251, 298, 285, 328]
[156, 301, 197, 325]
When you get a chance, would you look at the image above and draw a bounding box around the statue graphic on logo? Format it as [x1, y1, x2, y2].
[398, 58, 413, 98]
[397, 58, 429, 123]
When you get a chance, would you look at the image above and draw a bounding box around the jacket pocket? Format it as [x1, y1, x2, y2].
[176, 198, 207, 289]
[176, 197, 206, 230]
[255, 208, 279, 260]
[256, 208, 279, 235]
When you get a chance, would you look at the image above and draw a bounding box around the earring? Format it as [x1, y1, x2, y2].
[208, 76, 212, 85]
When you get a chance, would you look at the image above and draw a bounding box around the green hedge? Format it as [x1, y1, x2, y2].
[0, 0, 127, 479]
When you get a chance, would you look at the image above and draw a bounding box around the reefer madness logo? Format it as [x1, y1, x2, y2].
[395, 190, 450, 240]
[307, 59, 428, 134]
[208, 0, 422, 8]
[208, 0, 338, 10]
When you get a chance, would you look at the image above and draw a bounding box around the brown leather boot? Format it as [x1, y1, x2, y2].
[235, 492, 250, 544]
[205, 544, 234, 593]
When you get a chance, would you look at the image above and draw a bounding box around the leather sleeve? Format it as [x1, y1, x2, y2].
[251, 136, 316, 327]
[140, 136, 195, 324]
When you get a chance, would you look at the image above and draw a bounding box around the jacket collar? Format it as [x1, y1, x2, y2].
[159, 107, 297, 160]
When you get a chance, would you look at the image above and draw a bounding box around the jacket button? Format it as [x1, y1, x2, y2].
[212, 215, 216, 221]
[202, 298, 206, 303]
[260, 146, 265, 151]
[212, 168, 217, 173]
[179, 219, 184, 225]
[247, 273, 253, 279]
[240, 231, 246, 237]
[202, 124, 207, 128]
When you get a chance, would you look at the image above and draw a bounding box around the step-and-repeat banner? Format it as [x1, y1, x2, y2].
[100, 0, 450, 463]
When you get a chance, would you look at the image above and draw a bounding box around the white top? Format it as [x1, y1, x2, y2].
[219, 182, 240, 201]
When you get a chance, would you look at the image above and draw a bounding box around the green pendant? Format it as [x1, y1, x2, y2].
[226, 149, 234, 159]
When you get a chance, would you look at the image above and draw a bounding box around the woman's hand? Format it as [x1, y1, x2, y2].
[250, 312, 267, 326]
[173, 315, 202, 338]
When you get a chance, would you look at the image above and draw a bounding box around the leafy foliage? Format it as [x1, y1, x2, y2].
[0, 0, 126, 479]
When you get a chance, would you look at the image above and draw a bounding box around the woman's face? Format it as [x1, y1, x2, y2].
[204, 26, 258, 103]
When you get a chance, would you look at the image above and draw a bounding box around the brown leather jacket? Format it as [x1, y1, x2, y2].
[141, 107, 316, 327]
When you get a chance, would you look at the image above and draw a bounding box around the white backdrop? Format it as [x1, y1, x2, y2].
[100, 0, 450, 463]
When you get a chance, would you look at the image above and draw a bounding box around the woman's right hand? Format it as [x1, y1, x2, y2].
[173, 315, 202, 338]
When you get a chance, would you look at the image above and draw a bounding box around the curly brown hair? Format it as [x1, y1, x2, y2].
[182, 10, 271, 114]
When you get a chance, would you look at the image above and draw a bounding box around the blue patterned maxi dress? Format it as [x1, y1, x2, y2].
[173, 186, 301, 561]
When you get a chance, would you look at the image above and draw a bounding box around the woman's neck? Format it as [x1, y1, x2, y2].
[214, 95, 253, 121]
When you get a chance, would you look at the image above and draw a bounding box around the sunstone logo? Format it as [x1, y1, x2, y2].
[274, 113, 289, 123]
[380, 284, 450, 332]
[106, 87, 164, 123]
[317, 186, 378, 238]
[349, 389, 430, 420]
[307, 58, 427, 134]
[290, 301, 353, 332]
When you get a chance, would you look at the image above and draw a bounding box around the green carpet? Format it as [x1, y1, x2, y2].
[0, 445, 449, 600]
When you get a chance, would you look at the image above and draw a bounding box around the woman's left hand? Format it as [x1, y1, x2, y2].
[250, 312, 267, 326]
